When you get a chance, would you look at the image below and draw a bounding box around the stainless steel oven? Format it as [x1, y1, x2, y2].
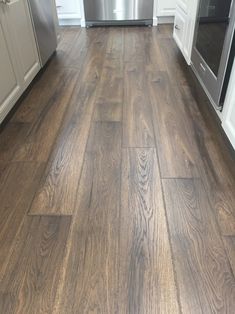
[83, 0, 154, 26]
[191, 0, 235, 110]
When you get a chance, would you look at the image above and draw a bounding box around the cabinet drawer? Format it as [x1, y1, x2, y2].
[173, 7, 187, 51]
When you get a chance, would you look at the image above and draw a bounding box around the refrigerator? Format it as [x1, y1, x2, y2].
[28, 0, 57, 67]
[83, 0, 154, 26]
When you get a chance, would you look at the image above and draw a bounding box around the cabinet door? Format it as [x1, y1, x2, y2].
[2, 0, 40, 89]
[0, 14, 21, 123]
[157, 0, 176, 16]
[177, 0, 188, 13]
[173, 7, 186, 51]
[222, 62, 235, 150]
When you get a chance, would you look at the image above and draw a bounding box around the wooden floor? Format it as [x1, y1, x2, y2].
[0, 25, 235, 313]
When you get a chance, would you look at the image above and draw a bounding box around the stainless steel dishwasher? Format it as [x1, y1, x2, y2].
[83, 0, 154, 27]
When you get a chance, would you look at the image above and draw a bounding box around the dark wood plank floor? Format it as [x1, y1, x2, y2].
[0, 25, 235, 313]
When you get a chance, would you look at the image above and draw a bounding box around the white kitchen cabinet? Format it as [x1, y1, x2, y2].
[0, 0, 40, 123]
[222, 61, 235, 150]
[156, 0, 176, 17]
[173, 0, 198, 64]
[177, 0, 188, 13]
[173, 7, 186, 51]
[56, 0, 82, 25]
[0, 16, 21, 123]
[52, 0, 60, 41]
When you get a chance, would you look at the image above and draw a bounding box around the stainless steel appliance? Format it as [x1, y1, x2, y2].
[83, 0, 154, 26]
[28, 0, 57, 66]
[191, 0, 235, 110]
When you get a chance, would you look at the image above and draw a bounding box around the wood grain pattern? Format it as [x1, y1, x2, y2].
[120, 148, 179, 314]
[147, 70, 200, 177]
[106, 27, 124, 60]
[223, 237, 235, 276]
[12, 65, 65, 124]
[179, 83, 235, 235]
[123, 62, 155, 148]
[94, 28, 124, 122]
[0, 122, 30, 161]
[143, 29, 166, 69]
[55, 122, 121, 313]
[0, 25, 235, 313]
[12, 68, 79, 162]
[29, 31, 109, 215]
[0, 216, 71, 314]
[0, 162, 45, 278]
[94, 57, 123, 122]
[124, 27, 147, 63]
[163, 178, 235, 314]
[159, 36, 191, 88]
[52, 27, 104, 69]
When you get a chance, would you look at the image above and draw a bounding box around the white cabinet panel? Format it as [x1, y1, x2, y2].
[177, 0, 188, 13]
[173, 8, 186, 51]
[56, 0, 81, 24]
[222, 62, 235, 150]
[0, 0, 40, 123]
[157, 0, 176, 16]
[0, 19, 21, 123]
[57, 0, 80, 15]
[2, 0, 40, 87]
[173, 1, 199, 64]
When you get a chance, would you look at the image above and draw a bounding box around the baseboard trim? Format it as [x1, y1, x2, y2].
[153, 17, 158, 26]
[58, 18, 81, 26]
[58, 16, 174, 27]
[156, 16, 174, 24]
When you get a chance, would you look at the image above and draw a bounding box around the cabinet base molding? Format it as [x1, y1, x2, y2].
[58, 18, 81, 26]
[156, 16, 174, 24]
[0, 86, 21, 124]
[58, 14, 81, 26]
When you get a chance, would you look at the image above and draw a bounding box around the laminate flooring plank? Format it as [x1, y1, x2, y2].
[158, 36, 192, 88]
[12, 68, 79, 162]
[124, 27, 147, 63]
[11, 28, 98, 126]
[86, 121, 122, 153]
[53, 27, 105, 70]
[123, 62, 155, 148]
[143, 28, 167, 69]
[147, 70, 199, 178]
[0, 216, 71, 314]
[0, 293, 16, 314]
[0, 162, 45, 278]
[51, 26, 82, 68]
[94, 29, 124, 122]
[12, 65, 65, 124]
[179, 83, 235, 235]
[93, 59, 123, 122]
[106, 27, 124, 60]
[119, 148, 180, 314]
[155, 24, 174, 39]
[0, 122, 30, 161]
[55, 122, 121, 313]
[163, 178, 235, 314]
[29, 30, 109, 215]
[223, 237, 235, 277]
